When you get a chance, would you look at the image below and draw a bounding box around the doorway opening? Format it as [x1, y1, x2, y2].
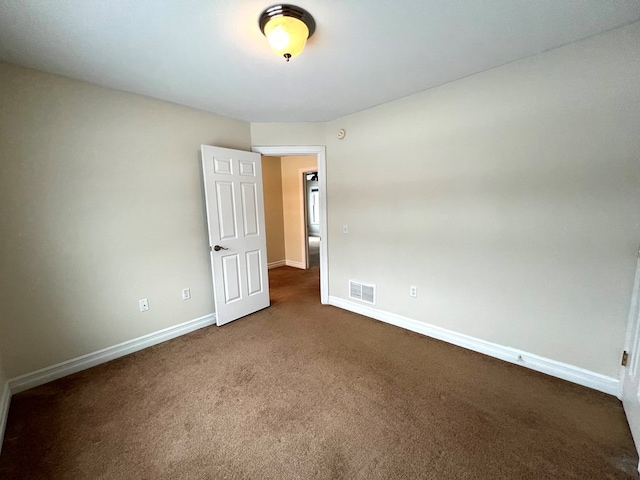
[252, 146, 328, 304]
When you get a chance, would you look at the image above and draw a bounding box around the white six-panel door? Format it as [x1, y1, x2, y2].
[622, 252, 640, 465]
[201, 145, 270, 326]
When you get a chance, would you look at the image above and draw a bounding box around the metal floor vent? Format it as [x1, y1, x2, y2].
[349, 280, 376, 305]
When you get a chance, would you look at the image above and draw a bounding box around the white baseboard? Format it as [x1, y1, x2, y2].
[0, 381, 10, 454]
[9, 313, 216, 395]
[328, 296, 620, 398]
[285, 260, 305, 269]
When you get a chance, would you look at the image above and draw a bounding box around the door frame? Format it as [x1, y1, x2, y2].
[252, 145, 328, 305]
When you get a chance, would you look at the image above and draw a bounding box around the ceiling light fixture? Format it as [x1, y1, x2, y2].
[259, 4, 316, 62]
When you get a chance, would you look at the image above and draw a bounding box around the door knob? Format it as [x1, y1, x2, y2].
[213, 245, 228, 251]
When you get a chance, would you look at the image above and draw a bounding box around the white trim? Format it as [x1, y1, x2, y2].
[0, 381, 10, 454]
[329, 296, 620, 397]
[285, 260, 305, 269]
[621, 255, 640, 466]
[252, 145, 328, 304]
[268, 260, 286, 269]
[8, 313, 216, 394]
[622, 254, 640, 387]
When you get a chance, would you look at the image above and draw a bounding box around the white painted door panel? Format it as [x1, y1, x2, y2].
[201, 145, 270, 326]
[622, 251, 640, 465]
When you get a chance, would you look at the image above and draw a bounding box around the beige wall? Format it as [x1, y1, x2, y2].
[322, 22, 640, 378]
[1, 21, 638, 385]
[0, 63, 251, 378]
[280, 156, 318, 267]
[261, 156, 286, 265]
[250, 23, 640, 378]
[251, 123, 326, 147]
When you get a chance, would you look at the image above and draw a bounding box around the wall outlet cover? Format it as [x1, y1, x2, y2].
[139, 298, 149, 312]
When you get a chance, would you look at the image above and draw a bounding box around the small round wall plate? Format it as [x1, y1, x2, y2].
[337, 129, 346, 139]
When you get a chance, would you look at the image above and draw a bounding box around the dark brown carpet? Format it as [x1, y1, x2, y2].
[0, 266, 637, 479]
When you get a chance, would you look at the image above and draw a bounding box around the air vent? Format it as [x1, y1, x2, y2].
[349, 280, 376, 305]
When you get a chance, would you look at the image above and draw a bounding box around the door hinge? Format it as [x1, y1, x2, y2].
[622, 351, 629, 367]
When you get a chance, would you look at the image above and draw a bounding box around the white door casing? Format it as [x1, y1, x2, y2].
[622, 249, 640, 464]
[201, 145, 270, 326]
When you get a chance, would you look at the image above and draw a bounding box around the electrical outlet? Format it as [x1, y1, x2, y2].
[182, 288, 191, 300]
[139, 298, 149, 312]
[343, 224, 348, 234]
[409, 286, 418, 298]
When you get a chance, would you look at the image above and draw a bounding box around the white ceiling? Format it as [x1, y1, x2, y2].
[1, 1, 639, 123]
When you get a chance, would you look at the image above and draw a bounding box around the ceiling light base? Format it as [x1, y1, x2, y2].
[259, 4, 316, 62]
